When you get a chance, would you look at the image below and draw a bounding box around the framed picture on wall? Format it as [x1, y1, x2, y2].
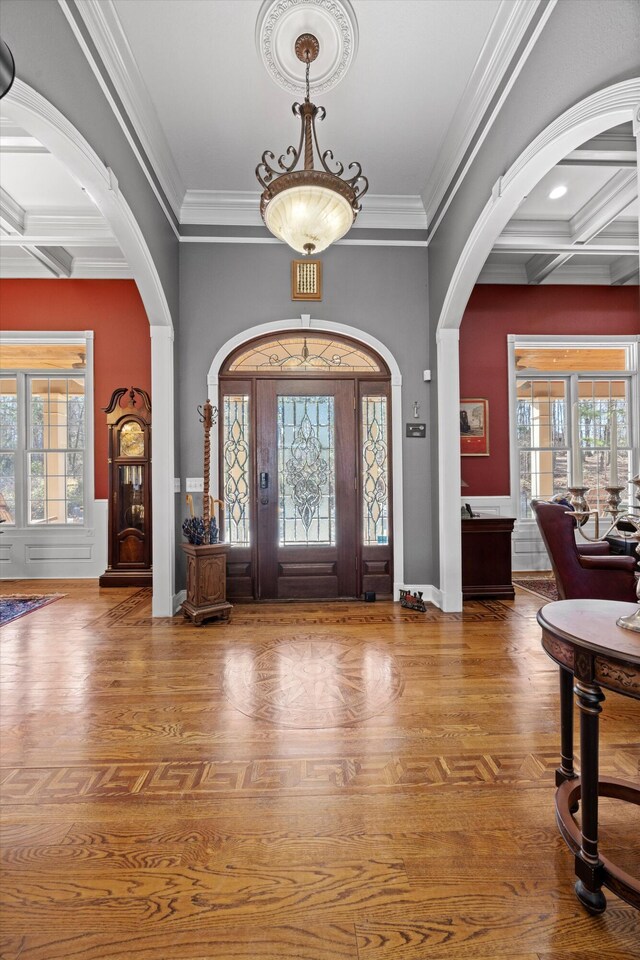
[460, 398, 489, 456]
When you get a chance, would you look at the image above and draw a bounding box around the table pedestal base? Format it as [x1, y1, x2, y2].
[556, 776, 640, 913]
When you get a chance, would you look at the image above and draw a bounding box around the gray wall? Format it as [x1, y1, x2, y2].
[177, 241, 431, 590]
[1, 0, 179, 326]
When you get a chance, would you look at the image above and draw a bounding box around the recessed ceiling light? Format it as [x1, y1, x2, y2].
[549, 185, 567, 200]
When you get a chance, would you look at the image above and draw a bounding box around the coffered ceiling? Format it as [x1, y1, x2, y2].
[0, 120, 129, 279]
[0, 0, 637, 285]
[480, 124, 639, 285]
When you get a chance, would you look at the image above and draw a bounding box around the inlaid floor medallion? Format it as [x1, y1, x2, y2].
[223, 636, 404, 728]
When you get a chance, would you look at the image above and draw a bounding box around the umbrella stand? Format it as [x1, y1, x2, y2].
[180, 400, 232, 625]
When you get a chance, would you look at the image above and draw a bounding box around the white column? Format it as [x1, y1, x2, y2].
[150, 325, 175, 616]
[437, 328, 463, 612]
[634, 104, 640, 264]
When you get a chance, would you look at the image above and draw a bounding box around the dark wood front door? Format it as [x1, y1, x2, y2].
[256, 379, 357, 599]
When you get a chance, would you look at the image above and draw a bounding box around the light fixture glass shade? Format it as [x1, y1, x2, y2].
[264, 184, 354, 254]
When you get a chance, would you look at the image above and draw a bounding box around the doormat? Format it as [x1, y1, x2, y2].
[512, 577, 558, 603]
[0, 594, 65, 626]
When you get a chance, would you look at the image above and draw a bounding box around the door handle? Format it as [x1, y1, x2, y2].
[260, 471, 269, 505]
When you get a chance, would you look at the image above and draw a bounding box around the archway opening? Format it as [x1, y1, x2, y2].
[435, 80, 640, 611]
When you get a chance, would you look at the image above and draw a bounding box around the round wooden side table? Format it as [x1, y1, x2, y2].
[537, 599, 640, 915]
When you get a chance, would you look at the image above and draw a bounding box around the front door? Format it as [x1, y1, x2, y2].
[219, 332, 393, 601]
[256, 378, 357, 599]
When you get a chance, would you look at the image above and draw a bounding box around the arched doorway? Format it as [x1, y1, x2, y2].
[434, 79, 640, 611]
[2, 79, 176, 616]
[218, 330, 393, 601]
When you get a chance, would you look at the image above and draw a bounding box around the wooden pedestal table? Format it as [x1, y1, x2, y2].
[537, 599, 639, 914]
[181, 542, 232, 625]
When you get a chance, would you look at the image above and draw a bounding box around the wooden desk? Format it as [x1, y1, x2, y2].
[461, 514, 516, 600]
[537, 599, 640, 914]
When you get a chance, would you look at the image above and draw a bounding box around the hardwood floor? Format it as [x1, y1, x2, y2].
[1, 581, 638, 960]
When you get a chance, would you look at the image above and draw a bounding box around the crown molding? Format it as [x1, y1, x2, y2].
[0, 187, 26, 234]
[180, 191, 260, 227]
[478, 260, 628, 285]
[71, 256, 132, 278]
[497, 218, 639, 248]
[0, 253, 130, 278]
[477, 262, 528, 283]
[25, 208, 117, 243]
[423, 0, 556, 239]
[180, 190, 427, 231]
[610, 256, 640, 286]
[71, 0, 185, 219]
[0, 255, 52, 278]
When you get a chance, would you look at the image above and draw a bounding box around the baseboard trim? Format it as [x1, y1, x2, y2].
[173, 589, 186, 614]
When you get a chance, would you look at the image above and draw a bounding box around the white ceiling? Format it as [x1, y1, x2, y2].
[112, 0, 502, 195]
[0, 122, 129, 279]
[515, 166, 624, 221]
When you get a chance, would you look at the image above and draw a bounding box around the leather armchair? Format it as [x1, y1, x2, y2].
[531, 500, 637, 602]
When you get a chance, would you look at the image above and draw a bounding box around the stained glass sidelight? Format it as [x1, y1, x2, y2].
[223, 395, 250, 546]
[362, 397, 389, 545]
[278, 395, 335, 545]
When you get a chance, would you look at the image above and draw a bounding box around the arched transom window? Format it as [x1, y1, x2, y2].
[227, 335, 383, 374]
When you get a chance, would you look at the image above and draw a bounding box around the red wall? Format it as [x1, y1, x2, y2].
[459, 285, 640, 496]
[0, 280, 151, 499]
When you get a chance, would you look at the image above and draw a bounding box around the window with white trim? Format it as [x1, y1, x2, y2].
[511, 338, 638, 520]
[0, 336, 92, 528]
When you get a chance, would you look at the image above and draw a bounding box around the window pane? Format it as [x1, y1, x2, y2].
[515, 347, 628, 371]
[278, 395, 335, 545]
[27, 377, 86, 525]
[362, 396, 389, 545]
[0, 378, 17, 523]
[223, 395, 250, 546]
[517, 378, 569, 517]
[0, 452, 15, 523]
[0, 378, 18, 450]
[520, 449, 569, 519]
[0, 343, 85, 370]
[577, 380, 631, 512]
[517, 380, 566, 448]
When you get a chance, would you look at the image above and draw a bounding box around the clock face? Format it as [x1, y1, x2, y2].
[119, 421, 144, 458]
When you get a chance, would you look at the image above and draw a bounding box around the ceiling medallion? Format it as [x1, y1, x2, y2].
[256, 31, 368, 255]
[256, 0, 358, 96]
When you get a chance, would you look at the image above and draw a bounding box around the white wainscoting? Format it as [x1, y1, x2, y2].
[463, 496, 552, 572]
[1, 499, 108, 579]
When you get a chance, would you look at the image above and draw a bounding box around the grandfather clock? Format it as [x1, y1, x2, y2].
[100, 387, 152, 587]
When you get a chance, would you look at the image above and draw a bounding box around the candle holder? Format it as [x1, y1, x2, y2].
[616, 535, 640, 634]
[568, 486, 589, 515]
[604, 485, 626, 520]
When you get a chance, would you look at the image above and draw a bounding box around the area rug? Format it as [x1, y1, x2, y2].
[0, 594, 65, 626]
[512, 577, 558, 603]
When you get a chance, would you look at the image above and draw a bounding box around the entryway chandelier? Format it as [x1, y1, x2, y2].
[256, 33, 368, 256]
